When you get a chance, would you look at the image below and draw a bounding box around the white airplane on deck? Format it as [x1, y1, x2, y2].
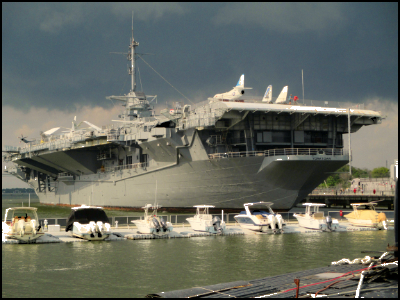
[62, 116, 102, 138]
[213, 74, 252, 101]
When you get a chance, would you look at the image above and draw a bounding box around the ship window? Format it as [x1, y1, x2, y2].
[272, 131, 290, 143]
[126, 156, 132, 165]
[304, 131, 328, 143]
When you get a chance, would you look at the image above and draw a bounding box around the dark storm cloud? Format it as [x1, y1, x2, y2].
[1, 3, 398, 187]
[2, 2, 398, 112]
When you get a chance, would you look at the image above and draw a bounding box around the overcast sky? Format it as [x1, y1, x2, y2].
[2, 3, 398, 188]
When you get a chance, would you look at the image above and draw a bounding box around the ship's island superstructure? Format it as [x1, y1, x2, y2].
[3, 27, 383, 210]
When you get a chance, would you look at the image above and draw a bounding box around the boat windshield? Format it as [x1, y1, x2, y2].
[4, 209, 38, 222]
[239, 209, 270, 215]
[353, 204, 376, 211]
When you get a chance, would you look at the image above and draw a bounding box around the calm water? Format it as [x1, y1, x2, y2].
[2, 197, 396, 297]
[2, 229, 395, 298]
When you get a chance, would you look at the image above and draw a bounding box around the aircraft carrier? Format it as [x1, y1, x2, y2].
[3, 26, 383, 210]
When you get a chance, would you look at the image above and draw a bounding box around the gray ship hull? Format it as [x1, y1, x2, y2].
[34, 154, 348, 210]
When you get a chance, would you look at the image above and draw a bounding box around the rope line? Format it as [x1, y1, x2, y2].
[137, 54, 194, 104]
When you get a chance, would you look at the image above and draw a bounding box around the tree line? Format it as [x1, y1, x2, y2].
[319, 166, 390, 188]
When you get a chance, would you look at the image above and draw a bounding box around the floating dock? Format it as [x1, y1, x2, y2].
[2, 222, 393, 244]
[146, 255, 398, 298]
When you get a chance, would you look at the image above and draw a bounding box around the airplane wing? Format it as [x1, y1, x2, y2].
[42, 127, 60, 136]
[83, 121, 102, 131]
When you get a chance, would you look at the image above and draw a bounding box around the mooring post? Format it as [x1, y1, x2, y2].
[294, 278, 300, 298]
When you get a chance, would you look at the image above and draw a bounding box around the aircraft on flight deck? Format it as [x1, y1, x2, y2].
[213, 74, 252, 101]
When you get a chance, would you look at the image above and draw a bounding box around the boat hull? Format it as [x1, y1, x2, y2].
[4, 232, 44, 243]
[132, 220, 173, 235]
[186, 217, 225, 233]
[346, 218, 378, 228]
[33, 155, 348, 210]
[234, 216, 272, 232]
[295, 215, 327, 230]
[71, 225, 111, 241]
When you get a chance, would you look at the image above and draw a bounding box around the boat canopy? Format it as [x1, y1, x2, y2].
[5, 207, 38, 211]
[193, 205, 215, 208]
[351, 203, 377, 207]
[244, 202, 274, 207]
[4, 207, 39, 221]
[66, 208, 109, 232]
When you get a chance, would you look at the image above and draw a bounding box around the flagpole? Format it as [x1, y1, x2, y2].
[302, 69, 304, 105]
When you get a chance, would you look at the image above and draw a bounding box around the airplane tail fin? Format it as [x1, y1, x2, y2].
[72, 116, 77, 132]
[236, 74, 244, 88]
[275, 86, 288, 104]
[262, 85, 273, 103]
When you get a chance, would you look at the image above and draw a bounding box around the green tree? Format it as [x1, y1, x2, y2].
[371, 167, 389, 178]
[318, 165, 374, 188]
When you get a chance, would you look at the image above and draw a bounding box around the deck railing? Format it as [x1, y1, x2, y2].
[310, 188, 395, 196]
[97, 161, 150, 174]
[208, 148, 348, 160]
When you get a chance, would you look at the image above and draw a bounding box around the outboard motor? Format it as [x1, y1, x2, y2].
[152, 218, 161, 232]
[89, 221, 96, 238]
[267, 214, 277, 233]
[326, 215, 332, 231]
[212, 216, 223, 233]
[275, 214, 283, 233]
[159, 217, 168, 232]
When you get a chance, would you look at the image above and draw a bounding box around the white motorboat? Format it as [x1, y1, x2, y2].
[131, 204, 173, 235]
[234, 202, 284, 233]
[293, 203, 339, 231]
[65, 205, 112, 241]
[344, 203, 387, 230]
[2, 207, 45, 242]
[186, 205, 226, 233]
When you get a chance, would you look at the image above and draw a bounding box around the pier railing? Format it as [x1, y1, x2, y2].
[35, 210, 394, 230]
[208, 148, 347, 160]
[310, 187, 395, 196]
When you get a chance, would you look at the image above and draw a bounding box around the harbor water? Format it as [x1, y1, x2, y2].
[2, 198, 395, 298]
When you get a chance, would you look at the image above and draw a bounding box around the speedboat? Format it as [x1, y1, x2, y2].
[293, 203, 339, 231]
[65, 205, 112, 240]
[234, 202, 284, 233]
[2, 207, 44, 242]
[344, 203, 387, 230]
[131, 204, 173, 235]
[186, 205, 225, 233]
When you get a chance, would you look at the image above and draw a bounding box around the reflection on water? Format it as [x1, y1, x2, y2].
[2, 230, 395, 298]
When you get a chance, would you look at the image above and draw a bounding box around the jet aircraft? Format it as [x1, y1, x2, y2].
[213, 74, 252, 101]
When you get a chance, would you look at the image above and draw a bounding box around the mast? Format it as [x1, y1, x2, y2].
[129, 12, 139, 92]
